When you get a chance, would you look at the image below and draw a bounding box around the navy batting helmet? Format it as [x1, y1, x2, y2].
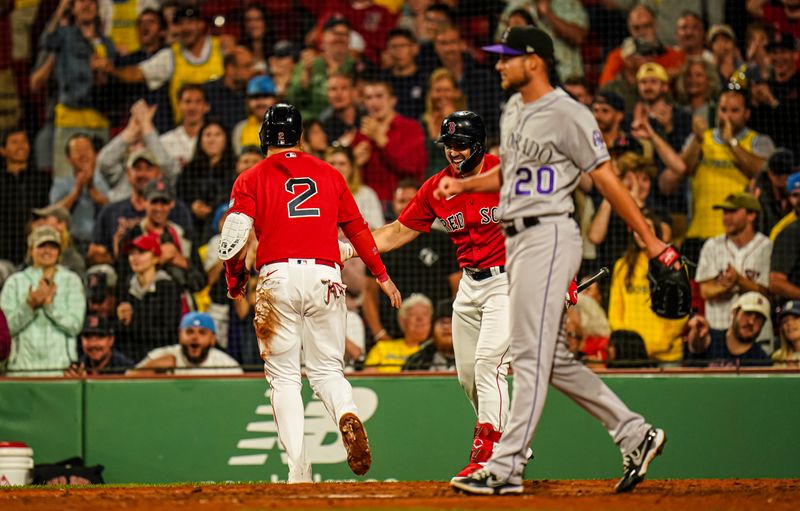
[436, 111, 486, 173]
[260, 103, 302, 152]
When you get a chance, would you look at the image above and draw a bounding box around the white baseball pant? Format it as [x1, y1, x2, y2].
[256, 259, 359, 483]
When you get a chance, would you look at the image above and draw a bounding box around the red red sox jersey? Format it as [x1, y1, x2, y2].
[398, 154, 505, 269]
[228, 151, 367, 268]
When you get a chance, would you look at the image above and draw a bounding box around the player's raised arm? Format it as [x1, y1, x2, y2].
[433, 164, 501, 199]
[371, 220, 421, 253]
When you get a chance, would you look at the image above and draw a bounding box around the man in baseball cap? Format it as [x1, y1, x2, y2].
[712, 191, 763, 214]
[131, 311, 242, 374]
[64, 314, 134, 376]
[592, 92, 627, 150]
[234, 76, 278, 154]
[769, 170, 800, 240]
[685, 291, 773, 367]
[757, 149, 798, 233]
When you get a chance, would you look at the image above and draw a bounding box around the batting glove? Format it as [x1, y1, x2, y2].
[565, 277, 579, 309]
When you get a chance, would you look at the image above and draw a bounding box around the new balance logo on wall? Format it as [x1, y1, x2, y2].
[228, 387, 378, 469]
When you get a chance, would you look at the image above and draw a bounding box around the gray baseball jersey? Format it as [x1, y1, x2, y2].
[498, 88, 610, 220]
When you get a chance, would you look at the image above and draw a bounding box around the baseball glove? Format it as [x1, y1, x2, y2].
[647, 245, 691, 319]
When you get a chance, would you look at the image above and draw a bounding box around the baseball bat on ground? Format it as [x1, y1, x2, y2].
[577, 266, 610, 293]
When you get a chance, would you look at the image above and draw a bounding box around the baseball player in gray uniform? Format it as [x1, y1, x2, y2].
[436, 26, 672, 495]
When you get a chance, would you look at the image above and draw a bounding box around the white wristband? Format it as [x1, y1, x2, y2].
[339, 240, 354, 262]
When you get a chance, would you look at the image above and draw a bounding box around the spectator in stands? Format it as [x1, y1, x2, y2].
[741, 21, 773, 85]
[608, 211, 685, 364]
[131, 311, 242, 375]
[758, 150, 798, 236]
[30, 205, 85, 277]
[402, 298, 455, 371]
[599, 5, 684, 86]
[204, 46, 256, 132]
[568, 282, 611, 366]
[413, 2, 453, 72]
[769, 173, 800, 301]
[496, 0, 589, 82]
[113, 6, 225, 128]
[116, 178, 205, 296]
[677, 85, 775, 262]
[49, 133, 109, 249]
[382, 28, 427, 120]
[746, 0, 800, 40]
[684, 292, 773, 367]
[232, 75, 277, 155]
[88, 149, 192, 265]
[159, 84, 210, 173]
[362, 179, 459, 340]
[176, 119, 236, 245]
[707, 24, 742, 83]
[432, 25, 501, 140]
[352, 79, 427, 202]
[199, 204, 233, 349]
[0, 128, 51, 265]
[769, 169, 800, 240]
[422, 68, 466, 177]
[325, 146, 383, 229]
[599, 38, 658, 115]
[115, 8, 171, 134]
[591, 92, 627, 150]
[589, 152, 658, 278]
[695, 192, 773, 350]
[0, 226, 86, 376]
[239, 3, 273, 74]
[288, 16, 357, 120]
[644, 0, 723, 48]
[236, 146, 262, 175]
[309, 0, 398, 68]
[33, 0, 115, 179]
[302, 119, 329, 160]
[364, 293, 432, 373]
[563, 75, 594, 106]
[84, 264, 117, 317]
[63, 313, 133, 376]
[319, 73, 365, 146]
[674, 56, 721, 126]
[115, 233, 182, 362]
[772, 300, 800, 366]
[674, 10, 713, 61]
[267, 40, 297, 99]
[96, 99, 177, 203]
[751, 32, 800, 155]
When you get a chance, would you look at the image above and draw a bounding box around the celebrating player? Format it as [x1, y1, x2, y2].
[219, 103, 401, 483]
[343, 110, 512, 482]
[439, 27, 687, 495]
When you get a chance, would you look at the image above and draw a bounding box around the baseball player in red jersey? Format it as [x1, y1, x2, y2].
[219, 103, 401, 483]
[341, 111, 514, 482]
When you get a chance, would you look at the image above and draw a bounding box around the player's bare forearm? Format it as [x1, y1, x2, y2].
[371, 221, 420, 253]
[591, 161, 665, 257]
[462, 165, 501, 193]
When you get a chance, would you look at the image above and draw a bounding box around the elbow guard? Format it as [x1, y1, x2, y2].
[218, 212, 253, 261]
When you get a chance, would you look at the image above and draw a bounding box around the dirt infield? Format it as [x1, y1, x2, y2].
[1, 479, 797, 511]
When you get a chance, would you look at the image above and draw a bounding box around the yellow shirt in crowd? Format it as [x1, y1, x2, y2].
[364, 339, 422, 373]
[608, 253, 687, 362]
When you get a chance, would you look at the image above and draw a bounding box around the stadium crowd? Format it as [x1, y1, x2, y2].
[0, 0, 799, 375]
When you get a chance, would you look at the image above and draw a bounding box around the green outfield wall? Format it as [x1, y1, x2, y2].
[1, 374, 798, 483]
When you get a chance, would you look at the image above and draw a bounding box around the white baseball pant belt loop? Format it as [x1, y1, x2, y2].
[261, 258, 341, 271]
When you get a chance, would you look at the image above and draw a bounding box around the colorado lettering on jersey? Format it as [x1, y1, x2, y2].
[438, 211, 465, 232]
[479, 207, 500, 224]
[506, 132, 554, 164]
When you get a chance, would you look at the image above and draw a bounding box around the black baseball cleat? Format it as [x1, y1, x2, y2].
[615, 427, 666, 493]
[451, 468, 523, 495]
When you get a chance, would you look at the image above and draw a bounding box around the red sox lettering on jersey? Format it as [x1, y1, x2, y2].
[399, 154, 505, 269]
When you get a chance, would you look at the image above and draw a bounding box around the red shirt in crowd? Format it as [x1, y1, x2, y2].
[228, 150, 367, 268]
[305, 0, 398, 66]
[398, 154, 505, 270]
[352, 113, 428, 201]
[598, 47, 686, 86]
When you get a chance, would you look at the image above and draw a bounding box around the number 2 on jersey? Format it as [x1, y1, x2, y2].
[514, 166, 555, 196]
[285, 177, 320, 217]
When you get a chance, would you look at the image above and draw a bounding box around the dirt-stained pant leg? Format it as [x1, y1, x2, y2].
[486, 218, 582, 485]
[258, 263, 310, 483]
[551, 327, 651, 453]
[302, 264, 359, 423]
